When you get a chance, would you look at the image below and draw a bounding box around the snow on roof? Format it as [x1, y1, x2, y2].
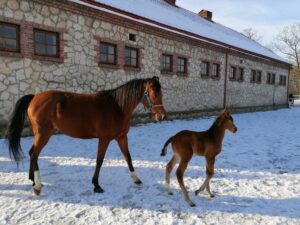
[71, 0, 286, 63]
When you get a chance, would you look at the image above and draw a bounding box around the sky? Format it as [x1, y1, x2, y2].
[176, 0, 300, 46]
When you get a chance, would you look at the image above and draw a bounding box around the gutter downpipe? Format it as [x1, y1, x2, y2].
[223, 48, 230, 108]
[287, 66, 291, 106]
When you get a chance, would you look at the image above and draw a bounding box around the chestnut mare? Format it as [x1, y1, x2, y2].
[160, 109, 237, 207]
[6, 76, 166, 195]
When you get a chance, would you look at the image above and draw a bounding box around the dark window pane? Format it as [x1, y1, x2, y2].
[108, 45, 115, 55]
[125, 58, 131, 66]
[3, 25, 16, 38]
[131, 58, 137, 66]
[100, 44, 108, 54]
[131, 49, 137, 58]
[108, 55, 115, 64]
[46, 34, 57, 45]
[35, 43, 46, 54]
[0, 38, 4, 48]
[100, 54, 107, 62]
[125, 48, 130, 57]
[35, 32, 45, 43]
[46, 45, 57, 55]
[5, 39, 16, 50]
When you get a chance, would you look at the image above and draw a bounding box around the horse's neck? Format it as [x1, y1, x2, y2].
[209, 123, 226, 144]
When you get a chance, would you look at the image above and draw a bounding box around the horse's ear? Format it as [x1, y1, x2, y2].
[152, 76, 159, 82]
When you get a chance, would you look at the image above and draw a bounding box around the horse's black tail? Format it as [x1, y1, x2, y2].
[160, 136, 174, 156]
[6, 94, 35, 163]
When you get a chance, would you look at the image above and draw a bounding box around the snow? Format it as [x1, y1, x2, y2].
[69, 0, 286, 62]
[1, 107, 300, 224]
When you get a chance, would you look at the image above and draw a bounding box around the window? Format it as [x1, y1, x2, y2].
[177, 57, 187, 74]
[256, 71, 262, 83]
[251, 70, 256, 82]
[267, 73, 276, 84]
[201, 61, 209, 77]
[34, 29, 59, 57]
[272, 73, 276, 84]
[279, 75, 286, 86]
[125, 47, 138, 67]
[229, 66, 236, 80]
[237, 67, 244, 81]
[161, 54, 172, 72]
[129, 33, 136, 42]
[211, 63, 220, 78]
[0, 22, 19, 52]
[100, 42, 116, 65]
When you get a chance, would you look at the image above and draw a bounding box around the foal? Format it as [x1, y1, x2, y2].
[160, 109, 237, 207]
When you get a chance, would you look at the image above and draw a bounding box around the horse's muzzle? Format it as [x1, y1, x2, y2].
[154, 113, 166, 122]
[233, 127, 238, 133]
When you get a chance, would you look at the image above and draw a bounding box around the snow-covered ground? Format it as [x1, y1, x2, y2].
[0, 107, 300, 225]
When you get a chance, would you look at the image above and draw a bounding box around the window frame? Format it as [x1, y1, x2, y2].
[34, 29, 59, 58]
[211, 63, 220, 78]
[0, 21, 20, 53]
[237, 67, 244, 82]
[279, 75, 286, 86]
[256, 70, 262, 83]
[201, 61, 210, 77]
[229, 66, 237, 80]
[124, 46, 139, 68]
[161, 54, 173, 73]
[176, 57, 187, 75]
[99, 42, 117, 65]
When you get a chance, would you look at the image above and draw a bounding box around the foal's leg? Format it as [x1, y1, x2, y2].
[116, 135, 142, 185]
[165, 155, 178, 195]
[92, 139, 110, 193]
[195, 157, 215, 198]
[176, 158, 195, 207]
[31, 131, 53, 195]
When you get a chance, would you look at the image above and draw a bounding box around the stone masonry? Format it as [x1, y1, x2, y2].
[0, 0, 290, 135]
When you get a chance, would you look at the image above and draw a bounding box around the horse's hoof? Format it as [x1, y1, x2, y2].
[209, 194, 215, 198]
[189, 201, 196, 207]
[94, 187, 104, 193]
[167, 192, 173, 195]
[33, 188, 41, 196]
[134, 180, 143, 186]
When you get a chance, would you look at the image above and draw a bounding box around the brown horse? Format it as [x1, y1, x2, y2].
[6, 76, 166, 195]
[160, 109, 237, 207]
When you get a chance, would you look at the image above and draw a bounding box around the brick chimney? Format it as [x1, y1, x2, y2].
[199, 9, 213, 21]
[164, 0, 176, 6]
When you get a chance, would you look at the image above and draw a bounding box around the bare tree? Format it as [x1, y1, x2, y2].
[242, 28, 263, 43]
[272, 23, 300, 68]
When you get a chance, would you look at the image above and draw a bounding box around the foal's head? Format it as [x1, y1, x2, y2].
[217, 108, 237, 133]
[141, 76, 166, 122]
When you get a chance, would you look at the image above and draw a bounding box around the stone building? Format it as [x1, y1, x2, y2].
[0, 0, 291, 134]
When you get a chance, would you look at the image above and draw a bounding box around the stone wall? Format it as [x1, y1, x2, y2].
[0, 0, 289, 134]
[289, 68, 300, 95]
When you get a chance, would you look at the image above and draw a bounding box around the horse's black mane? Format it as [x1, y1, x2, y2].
[104, 78, 161, 111]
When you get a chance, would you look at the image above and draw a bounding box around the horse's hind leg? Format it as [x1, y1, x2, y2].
[92, 139, 110, 193]
[116, 135, 142, 185]
[28, 146, 34, 182]
[195, 157, 215, 198]
[165, 155, 178, 195]
[176, 158, 195, 207]
[31, 130, 53, 195]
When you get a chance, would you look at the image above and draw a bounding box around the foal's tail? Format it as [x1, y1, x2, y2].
[160, 136, 174, 156]
[6, 94, 35, 163]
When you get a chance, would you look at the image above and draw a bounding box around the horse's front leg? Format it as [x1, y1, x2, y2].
[116, 135, 142, 185]
[195, 157, 215, 198]
[92, 139, 110, 193]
